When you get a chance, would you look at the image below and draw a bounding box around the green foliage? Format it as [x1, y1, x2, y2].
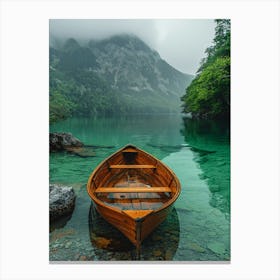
[182, 19, 230, 119]
[50, 67, 118, 118]
[49, 90, 75, 123]
[182, 57, 230, 118]
[49, 66, 77, 123]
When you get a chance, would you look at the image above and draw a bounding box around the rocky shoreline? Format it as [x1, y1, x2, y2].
[49, 132, 95, 157]
[50, 132, 83, 152]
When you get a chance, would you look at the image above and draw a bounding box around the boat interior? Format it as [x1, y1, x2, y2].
[93, 147, 175, 211]
[95, 169, 171, 211]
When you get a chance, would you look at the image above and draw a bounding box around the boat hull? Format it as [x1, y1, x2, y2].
[87, 144, 181, 249]
[94, 200, 173, 247]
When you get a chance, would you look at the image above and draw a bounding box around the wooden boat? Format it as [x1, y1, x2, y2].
[86, 144, 181, 252]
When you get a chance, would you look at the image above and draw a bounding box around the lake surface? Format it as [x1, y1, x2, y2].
[49, 114, 230, 261]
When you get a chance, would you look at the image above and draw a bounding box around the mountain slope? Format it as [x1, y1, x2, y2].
[49, 34, 193, 118]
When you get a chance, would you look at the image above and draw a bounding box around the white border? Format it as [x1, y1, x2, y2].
[1, 0, 279, 279]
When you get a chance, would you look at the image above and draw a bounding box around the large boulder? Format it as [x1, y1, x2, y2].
[49, 184, 76, 221]
[50, 132, 83, 152]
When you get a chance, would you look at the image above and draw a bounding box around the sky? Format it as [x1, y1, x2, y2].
[50, 19, 216, 75]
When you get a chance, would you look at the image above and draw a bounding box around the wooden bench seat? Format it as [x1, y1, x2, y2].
[110, 164, 156, 169]
[122, 148, 138, 153]
[95, 187, 171, 193]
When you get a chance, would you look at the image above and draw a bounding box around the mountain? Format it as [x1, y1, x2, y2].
[49, 34, 193, 120]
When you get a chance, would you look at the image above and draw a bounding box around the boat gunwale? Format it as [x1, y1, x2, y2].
[86, 144, 181, 217]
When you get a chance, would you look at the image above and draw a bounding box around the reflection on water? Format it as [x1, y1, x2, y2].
[49, 114, 230, 261]
[50, 213, 73, 233]
[146, 143, 183, 154]
[162, 146, 230, 261]
[181, 118, 230, 216]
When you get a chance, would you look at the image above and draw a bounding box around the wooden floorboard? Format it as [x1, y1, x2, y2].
[110, 164, 156, 169]
[95, 187, 171, 193]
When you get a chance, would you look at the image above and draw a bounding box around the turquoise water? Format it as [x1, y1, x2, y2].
[49, 114, 230, 261]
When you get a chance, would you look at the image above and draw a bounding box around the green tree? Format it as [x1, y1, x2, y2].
[49, 90, 75, 123]
[182, 19, 230, 119]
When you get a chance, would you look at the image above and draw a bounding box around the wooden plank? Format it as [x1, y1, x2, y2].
[131, 198, 142, 210]
[138, 192, 164, 210]
[110, 164, 156, 169]
[98, 196, 166, 204]
[123, 210, 153, 219]
[122, 148, 138, 153]
[95, 187, 171, 193]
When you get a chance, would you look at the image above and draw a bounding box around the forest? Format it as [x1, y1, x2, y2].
[181, 19, 230, 119]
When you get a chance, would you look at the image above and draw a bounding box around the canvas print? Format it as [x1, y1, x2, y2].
[49, 19, 230, 261]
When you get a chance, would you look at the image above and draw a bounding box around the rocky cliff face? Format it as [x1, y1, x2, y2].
[50, 34, 193, 114]
[87, 35, 192, 100]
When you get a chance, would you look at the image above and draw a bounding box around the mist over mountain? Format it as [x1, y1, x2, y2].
[49, 34, 193, 121]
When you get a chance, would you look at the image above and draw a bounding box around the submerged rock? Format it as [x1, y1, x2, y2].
[50, 132, 83, 152]
[91, 235, 112, 249]
[165, 249, 173, 260]
[49, 184, 76, 221]
[79, 255, 87, 261]
[187, 242, 206, 253]
[153, 249, 162, 257]
[64, 146, 95, 157]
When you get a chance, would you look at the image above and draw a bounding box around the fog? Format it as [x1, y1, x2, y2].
[50, 19, 215, 75]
